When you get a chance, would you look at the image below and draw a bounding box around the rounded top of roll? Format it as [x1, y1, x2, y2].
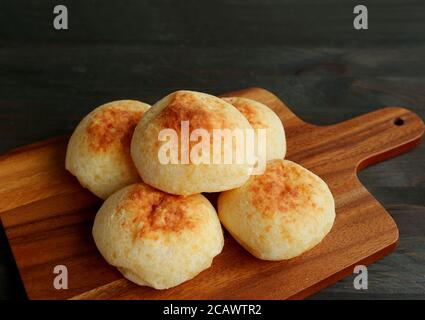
[85, 100, 147, 155]
[157, 91, 241, 133]
[65, 100, 150, 199]
[114, 183, 202, 240]
[249, 159, 323, 219]
[142, 90, 251, 136]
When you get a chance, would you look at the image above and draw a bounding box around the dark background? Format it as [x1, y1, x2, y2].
[0, 0, 424, 299]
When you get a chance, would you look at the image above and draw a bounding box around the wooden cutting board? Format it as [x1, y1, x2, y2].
[0, 88, 423, 300]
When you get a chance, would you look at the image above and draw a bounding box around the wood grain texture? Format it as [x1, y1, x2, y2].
[0, 87, 423, 300]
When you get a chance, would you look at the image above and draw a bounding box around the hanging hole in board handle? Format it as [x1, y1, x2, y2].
[393, 117, 404, 126]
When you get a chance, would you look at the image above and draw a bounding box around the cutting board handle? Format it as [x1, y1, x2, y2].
[330, 107, 424, 171]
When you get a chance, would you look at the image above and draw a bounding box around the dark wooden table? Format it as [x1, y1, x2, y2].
[0, 0, 424, 299]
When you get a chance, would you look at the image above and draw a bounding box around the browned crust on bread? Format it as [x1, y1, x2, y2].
[87, 107, 145, 153]
[116, 184, 196, 240]
[157, 91, 229, 133]
[223, 97, 266, 128]
[155, 92, 241, 163]
[249, 161, 322, 218]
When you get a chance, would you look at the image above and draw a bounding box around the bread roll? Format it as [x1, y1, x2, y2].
[218, 159, 335, 260]
[92, 183, 224, 289]
[131, 90, 254, 195]
[65, 100, 150, 199]
[223, 97, 286, 160]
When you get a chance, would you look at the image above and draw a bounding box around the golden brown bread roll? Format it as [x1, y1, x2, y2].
[131, 90, 256, 195]
[92, 183, 224, 289]
[65, 100, 150, 199]
[218, 159, 335, 260]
